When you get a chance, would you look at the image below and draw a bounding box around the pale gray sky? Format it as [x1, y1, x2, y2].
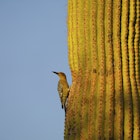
[0, 0, 71, 139]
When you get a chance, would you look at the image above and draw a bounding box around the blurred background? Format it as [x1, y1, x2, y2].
[0, 0, 71, 139]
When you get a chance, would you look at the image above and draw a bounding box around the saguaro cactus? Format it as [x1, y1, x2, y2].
[65, 0, 140, 140]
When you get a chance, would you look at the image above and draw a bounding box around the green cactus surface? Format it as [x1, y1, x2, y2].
[65, 0, 140, 139]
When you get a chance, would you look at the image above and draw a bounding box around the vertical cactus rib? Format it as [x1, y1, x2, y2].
[128, 0, 140, 139]
[68, 0, 79, 74]
[134, 0, 140, 95]
[96, 0, 106, 139]
[80, 73, 91, 140]
[90, 0, 98, 75]
[79, 1, 91, 139]
[75, 0, 83, 71]
[88, 74, 97, 140]
[113, 1, 124, 139]
[121, 0, 133, 139]
[88, 0, 98, 139]
[84, 0, 91, 71]
[67, 0, 71, 71]
[67, 0, 74, 73]
[71, 0, 79, 72]
[104, 0, 115, 139]
[76, 0, 85, 71]
[72, 75, 83, 140]
[73, 76, 83, 140]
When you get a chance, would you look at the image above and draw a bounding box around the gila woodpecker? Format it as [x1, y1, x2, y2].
[53, 71, 69, 112]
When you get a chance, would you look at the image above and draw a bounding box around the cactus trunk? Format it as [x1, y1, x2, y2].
[65, 0, 140, 139]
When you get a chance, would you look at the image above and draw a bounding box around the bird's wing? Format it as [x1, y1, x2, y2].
[58, 81, 63, 98]
[57, 81, 64, 108]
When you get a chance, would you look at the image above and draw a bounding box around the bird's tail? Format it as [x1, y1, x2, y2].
[61, 104, 63, 109]
[62, 104, 66, 113]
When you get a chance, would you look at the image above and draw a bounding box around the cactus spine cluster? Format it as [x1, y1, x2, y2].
[65, 0, 140, 139]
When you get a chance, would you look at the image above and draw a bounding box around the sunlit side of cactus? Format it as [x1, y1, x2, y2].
[65, 0, 140, 139]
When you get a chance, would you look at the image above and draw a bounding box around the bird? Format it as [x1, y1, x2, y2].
[53, 71, 70, 112]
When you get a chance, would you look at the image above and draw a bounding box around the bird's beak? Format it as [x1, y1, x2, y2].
[52, 71, 58, 75]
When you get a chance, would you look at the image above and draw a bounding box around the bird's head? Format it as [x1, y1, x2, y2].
[53, 71, 67, 80]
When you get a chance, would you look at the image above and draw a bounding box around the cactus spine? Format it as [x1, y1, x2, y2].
[65, 0, 140, 139]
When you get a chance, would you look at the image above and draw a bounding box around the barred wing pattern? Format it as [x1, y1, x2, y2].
[57, 81, 63, 108]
